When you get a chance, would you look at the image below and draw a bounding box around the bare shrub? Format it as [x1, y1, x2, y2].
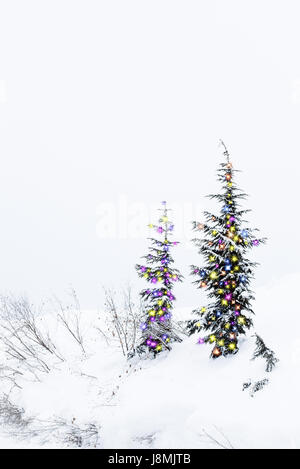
[200, 426, 234, 449]
[54, 288, 86, 355]
[0, 395, 32, 429]
[0, 396, 100, 448]
[60, 420, 100, 448]
[0, 365, 23, 391]
[0, 295, 64, 382]
[104, 287, 144, 357]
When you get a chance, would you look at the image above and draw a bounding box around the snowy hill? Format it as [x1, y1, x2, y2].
[0, 274, 299, 449]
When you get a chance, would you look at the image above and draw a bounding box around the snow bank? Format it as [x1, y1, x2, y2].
[0, 274, 299, 448]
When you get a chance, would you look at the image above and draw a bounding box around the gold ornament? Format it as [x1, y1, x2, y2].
[237, 316, 246, 325]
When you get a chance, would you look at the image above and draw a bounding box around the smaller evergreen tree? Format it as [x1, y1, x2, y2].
[135, 201, 183, 355]
[252, 334, 279, 372]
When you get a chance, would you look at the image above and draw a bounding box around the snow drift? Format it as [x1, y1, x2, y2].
[0, 274, 298, 449]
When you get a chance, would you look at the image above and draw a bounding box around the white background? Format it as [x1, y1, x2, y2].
[0, 0, 299, 310]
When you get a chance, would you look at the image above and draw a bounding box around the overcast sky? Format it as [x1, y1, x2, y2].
[0, 0, 299, 310]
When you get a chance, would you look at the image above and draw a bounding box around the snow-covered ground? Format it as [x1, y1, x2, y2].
[0, 274, 299, 449]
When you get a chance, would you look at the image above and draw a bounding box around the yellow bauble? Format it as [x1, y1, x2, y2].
[221, 299, 228, 306]
[149, 310, 155, 316]
[218, 339, 225, 347]
[158, 277, 162, 282]
[196, 322, 201, 328]
[228, 343, 236, 351]
[156, 345, 162, 351]
[144, 273, 149, 278]
[210, 271, 218, 280]
[201, 307, 206, 313]
[148, 224, 153, 228]
[212, 230, 217, 236]
[225, 323, 230, 329]
[209, 334, 216, 343]
[161, 216, 168, 223]
[237, 316, 246, 325]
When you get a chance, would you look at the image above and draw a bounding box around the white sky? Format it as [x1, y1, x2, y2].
[0, 0, 299, 310]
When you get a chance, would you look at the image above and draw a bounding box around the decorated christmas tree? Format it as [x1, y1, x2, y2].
[188, 142, 266, 358]
[135, 201, 183, 355]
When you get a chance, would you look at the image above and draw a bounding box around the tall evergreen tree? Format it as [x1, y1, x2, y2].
[188, 142, 266, 358]
[136, 201, 183, 355]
